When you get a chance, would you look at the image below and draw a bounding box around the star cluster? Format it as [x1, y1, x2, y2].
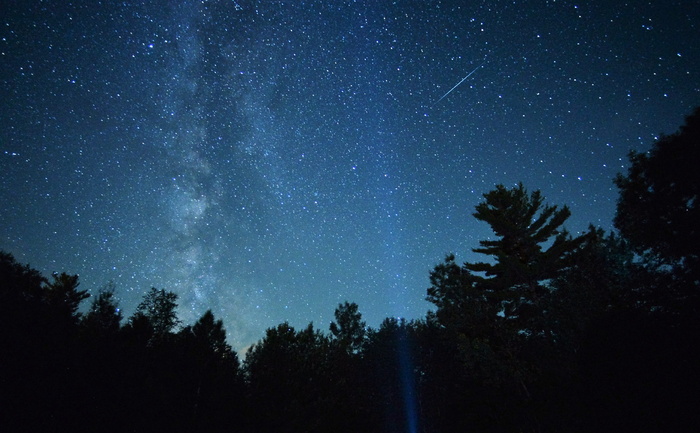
[2, 0, 698, 350]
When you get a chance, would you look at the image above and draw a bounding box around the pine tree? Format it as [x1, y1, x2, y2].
[44, 272, 90, 324]
[464, 183, 585, 327]
[426, 184, 587, 398]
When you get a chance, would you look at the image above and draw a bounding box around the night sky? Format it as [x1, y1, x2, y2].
[2, 0, 698, 352]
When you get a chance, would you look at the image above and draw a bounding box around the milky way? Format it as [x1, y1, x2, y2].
[2, 0, 698, 351]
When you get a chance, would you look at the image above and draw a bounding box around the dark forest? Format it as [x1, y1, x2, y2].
[2, 108, 699, 432]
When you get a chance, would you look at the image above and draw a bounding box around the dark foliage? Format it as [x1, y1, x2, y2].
[1, 108, 698, 432]
[329, 300, 367, 354]
[615, 107, 700, 316]
[82, 282, 123, 337]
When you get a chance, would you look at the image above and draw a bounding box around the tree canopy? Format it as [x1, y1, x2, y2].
[82, 283, 122, 336]
[428, 183, 586, 335]
[129, 287, 181, 343]
[329, 301, 366, 354]
[1, 107, 699, 433]
[614, 108, 700, 266]
[614, 107, 700, 312]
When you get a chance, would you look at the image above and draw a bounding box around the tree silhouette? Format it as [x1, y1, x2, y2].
[424, 184, 590, 431]
[82, 282, 122, 336]
[548, 227, 643, 340]
[0, 250, 46, 305]
[427, 254, 495, 337]
[129, 287, 181, 343]
[615, 107, 700, 312]
[362, 317, 423, 433]
[0, 252, 47, 430]
[188, 309, 232, 356]
[244, 322, 335, 433]
[467, 183, 585, 322]
[329, 301, 366, 354]
[44, 272, 90, 325]
[428, 183, 586, 334]
[4, 125, 700, 433]
[177, 310, 243, 433]
[0, 253, 94, 432]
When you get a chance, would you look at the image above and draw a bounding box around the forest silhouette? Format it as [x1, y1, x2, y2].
[1, 108, 698, 432]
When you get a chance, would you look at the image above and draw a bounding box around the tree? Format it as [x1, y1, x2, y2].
[0, 250, 48, 339]
[178, 309, 239, 376]
[429, 183, 586, 332]
[243, 322, 335, 433]
[327, 303, 373, 431]
[614, 107, 700, 310]
[0, 250, 46, 306]
[82, 282, 122, 336]
[547, 227, 635, 352]
[468, 184, 583, 309]
[44, 272, 90, 324]
[129, 287, 181, 343]
[362, 317, 422, 433]
[0, 254, 92, 432]
[329, 301, 366, 354]
[177, 310, 242, 433]
[425, 184, 588, 431]
[188, 310, 231, 356]
[0, 252, 48, 431]
[426, 254, 496, 337]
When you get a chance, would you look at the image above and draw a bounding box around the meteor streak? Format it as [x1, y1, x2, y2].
[434, 61, 485, 104]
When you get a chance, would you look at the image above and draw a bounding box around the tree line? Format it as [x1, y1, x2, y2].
[1, 108, 698, 432]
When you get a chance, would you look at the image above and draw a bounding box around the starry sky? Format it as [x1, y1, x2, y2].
[2, 0, 698, 351]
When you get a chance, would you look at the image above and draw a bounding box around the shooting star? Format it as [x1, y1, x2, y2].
[434, 61, 485, 104]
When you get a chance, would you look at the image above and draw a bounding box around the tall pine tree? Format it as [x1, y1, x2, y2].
[427, 184, 587, 406]
[429, 183, 586, 332]
[466, 183, 585, 327]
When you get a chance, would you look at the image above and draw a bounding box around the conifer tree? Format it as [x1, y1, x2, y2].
[464, 183, 585, 326]
[44, 272, 90, 324]
[427, 184, 587, 397]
